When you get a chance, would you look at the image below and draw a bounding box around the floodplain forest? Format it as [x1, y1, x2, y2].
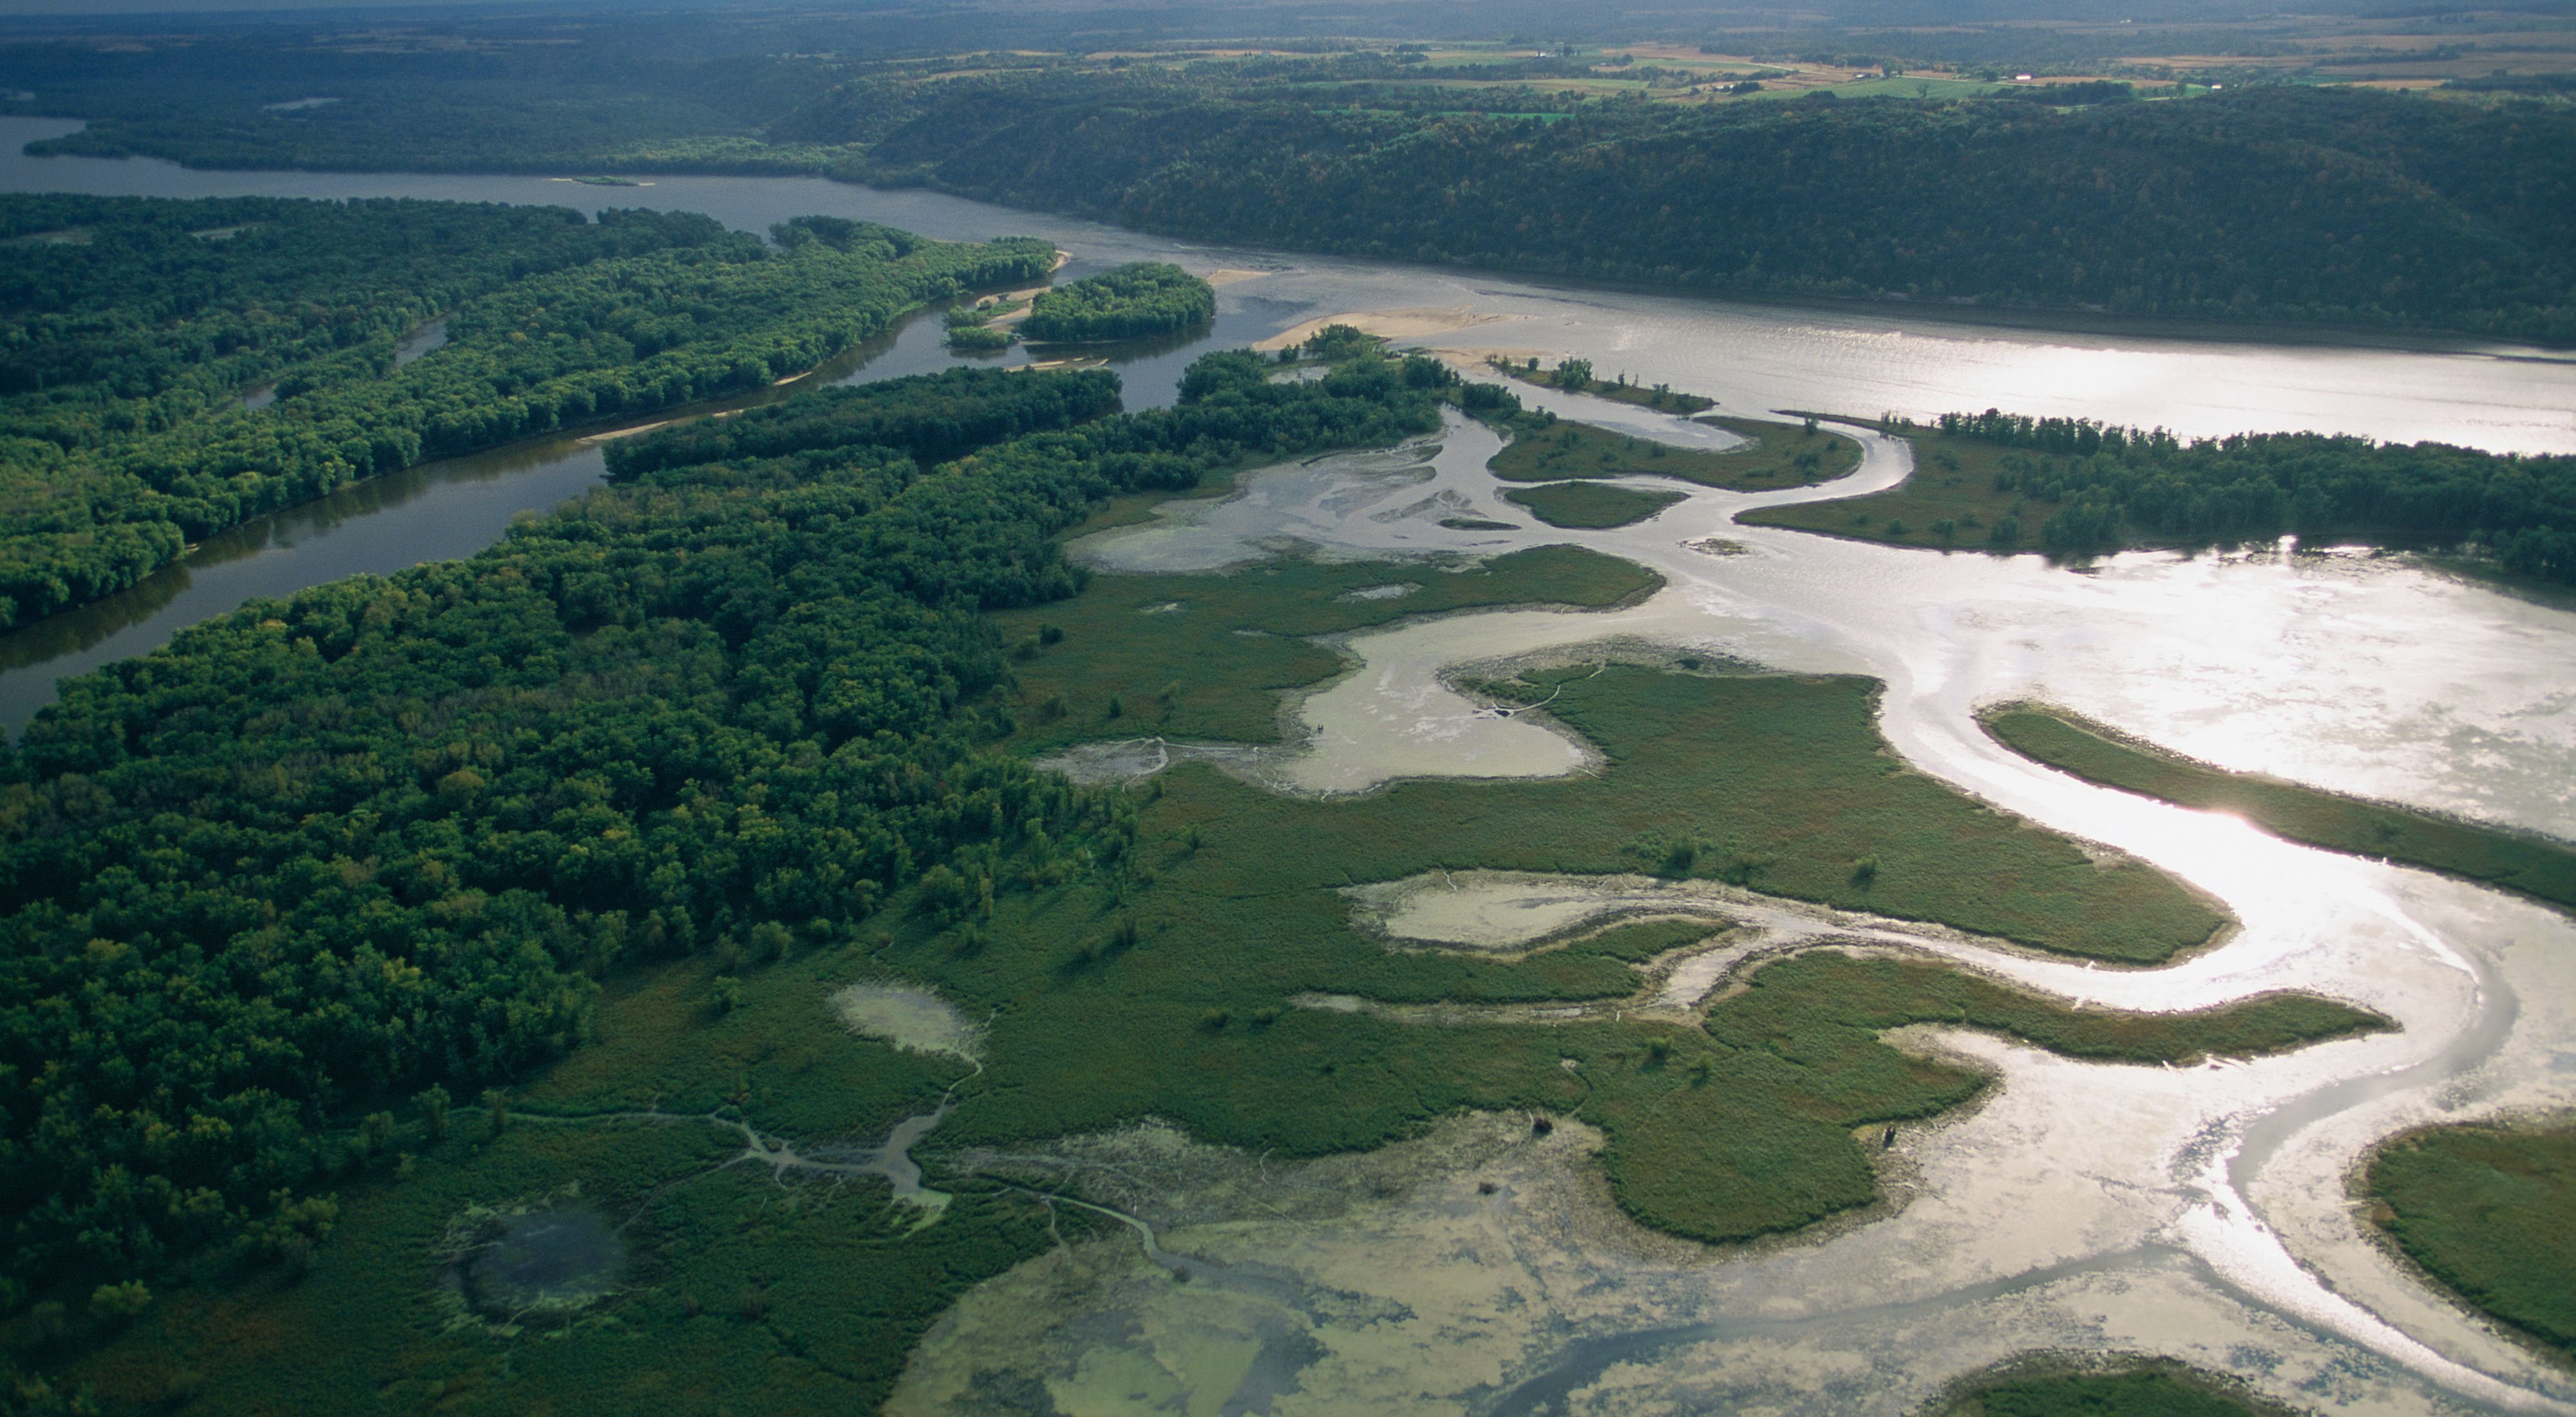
[1018, 262, 1215, 343]
[1743, 408, 2576, 584]
[0, 195, 1055, 631]
[0, 331, 2392, 1414]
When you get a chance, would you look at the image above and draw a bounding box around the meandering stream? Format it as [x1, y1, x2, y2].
[1003, 406, 2576, 1414]
[6, 115, 2575, 1413]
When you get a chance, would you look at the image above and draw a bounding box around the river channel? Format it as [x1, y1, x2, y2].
[5, 115, 2575, 1414]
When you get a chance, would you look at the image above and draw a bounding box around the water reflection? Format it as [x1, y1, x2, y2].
[7, 112, 2576, 1412]
[965, 392, 2576, 1413]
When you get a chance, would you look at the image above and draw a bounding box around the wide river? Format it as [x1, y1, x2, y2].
[5, 115, 2575, 1414]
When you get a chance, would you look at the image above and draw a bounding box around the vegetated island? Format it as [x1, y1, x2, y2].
[1933, 1353, 2302, 1416]
[1488, 411, 1864, 491]
[1497, 356, 1716, 414]
[0, 195, 1056, 629]
[2366, 1124, 2576, 1362]
[1981, 703, 2576, 913]
[1018, 261, 1215, 343]
[942, 295, 1026, 352]
[1, 336, 2390, 1413]
[1739, 408, 2576, 587]
[1501, 480, 1687, 529]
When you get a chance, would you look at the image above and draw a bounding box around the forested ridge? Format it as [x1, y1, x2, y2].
[808, 73, 2576, 341]
[0, 197, 1056, 631]
[1933, 409, 2576, 577]
[0, 349, 1437, 1318]
[15, 41, 2573, 341]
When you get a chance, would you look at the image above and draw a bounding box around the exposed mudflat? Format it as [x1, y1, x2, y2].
[946, 386, 2576, 1414]
[829, 982, 981, 1063]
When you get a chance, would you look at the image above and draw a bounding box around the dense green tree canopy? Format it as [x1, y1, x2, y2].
[0, 348, 1437, 1316]
[1019, 263, 1215, 343]
[1934, 408, 2576, 576]
[0, 196, 1055, 631]
[805, 73, 2576, 342]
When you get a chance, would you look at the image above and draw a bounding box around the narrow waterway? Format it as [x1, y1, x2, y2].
[974, 401, 2576, 1414]
[7, 115, 2576, 1414]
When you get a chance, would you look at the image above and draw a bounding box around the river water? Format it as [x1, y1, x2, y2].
[6, 115, 2576, 1414]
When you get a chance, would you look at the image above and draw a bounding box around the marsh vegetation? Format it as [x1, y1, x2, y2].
[1501, 480, 1689, 528]
[1489, 415, 1862, 492]
[2366, 1124, 2576, 1360]
[1, 340, 2398, 1413]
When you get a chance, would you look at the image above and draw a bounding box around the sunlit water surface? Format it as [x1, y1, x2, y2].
[5, 115, 2576, 1413]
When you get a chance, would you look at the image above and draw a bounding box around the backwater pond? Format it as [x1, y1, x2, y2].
[5, 115, 2576, 1414]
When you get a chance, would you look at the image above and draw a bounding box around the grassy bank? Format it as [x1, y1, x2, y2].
[1983, 703, 2576, 911]
[1502, 480, 1687, 528]
[1739, 427, 2044, 550]
[1936, 1355, 2298, 1416]
[2367, 1124, 2576, 1358]
[991, 543, 1663, 752]
[1498, 363, 1715, 414]
[1027, 644, 2233, 964]
[1489, 415, 1862, 491]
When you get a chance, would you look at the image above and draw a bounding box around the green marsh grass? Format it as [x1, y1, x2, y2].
[2367, 1125, 2576, 1357]
[1501, 480, 1689, 528]
[1937, 1356, 2293, 1416]
[1741, 428, 2041, 550]
[992, 545, 1661, 752]
[1488, 415, 1862, 491]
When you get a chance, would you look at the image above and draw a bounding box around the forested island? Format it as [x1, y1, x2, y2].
[1019, 262, 1215, 343]
[0, 196, 1054, 629]
[1743, 408, 2576, 584]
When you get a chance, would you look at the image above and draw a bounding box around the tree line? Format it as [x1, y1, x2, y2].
[1931, 408, 2576, 578]
[0, 196, 1058, 631]
[0, 344, 1441, 1322]
[602, 366, 1121, 479]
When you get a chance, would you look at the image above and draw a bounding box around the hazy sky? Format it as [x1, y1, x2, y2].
[0, 0, 644, 17]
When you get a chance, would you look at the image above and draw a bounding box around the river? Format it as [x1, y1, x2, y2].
[5, 115, 2575, 1415]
